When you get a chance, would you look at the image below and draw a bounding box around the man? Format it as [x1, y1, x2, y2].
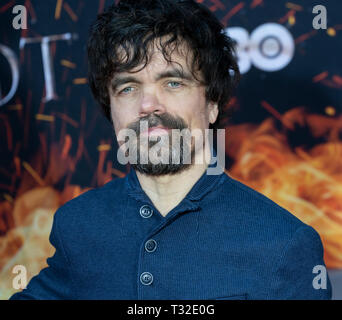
[10, 0, 331, 299]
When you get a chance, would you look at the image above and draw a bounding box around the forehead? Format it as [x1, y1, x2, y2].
[114, 37, 197, 76]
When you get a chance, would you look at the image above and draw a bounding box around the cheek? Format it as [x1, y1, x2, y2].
[185, 97, 209, 127]
[110, 106, 127, 138]
[110, 100, 131, 124]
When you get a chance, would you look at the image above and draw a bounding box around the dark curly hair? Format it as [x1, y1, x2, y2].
[87, 0, 240, 128]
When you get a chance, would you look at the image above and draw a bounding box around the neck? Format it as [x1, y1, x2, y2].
[135, 146, 212, 217]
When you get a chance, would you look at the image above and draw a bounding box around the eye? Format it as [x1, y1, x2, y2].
[119, 86, 134, 94]
[167, 81, 183, 88]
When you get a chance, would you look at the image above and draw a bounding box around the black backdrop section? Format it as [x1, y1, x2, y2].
[0, 0, 121, 192]
[231, 2, 341, 121]
[0, 0, 342, 299]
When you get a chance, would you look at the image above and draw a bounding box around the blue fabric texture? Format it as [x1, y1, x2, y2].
[9, 153, 332, 300]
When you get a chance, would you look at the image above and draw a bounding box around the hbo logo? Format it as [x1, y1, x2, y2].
[225, 23, 295, 74]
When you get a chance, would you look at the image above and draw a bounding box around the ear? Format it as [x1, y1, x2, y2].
[208, 101, 219, 124]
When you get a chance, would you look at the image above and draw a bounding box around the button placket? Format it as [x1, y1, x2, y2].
[137, 203, 200, 298]
[137, 205, 157, 295]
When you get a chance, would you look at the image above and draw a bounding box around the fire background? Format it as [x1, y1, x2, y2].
[0, 0, 341, 299]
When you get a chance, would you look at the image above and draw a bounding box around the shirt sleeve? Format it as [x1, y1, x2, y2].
[9, 208, 74, 300]
[268, 225, 332, 300]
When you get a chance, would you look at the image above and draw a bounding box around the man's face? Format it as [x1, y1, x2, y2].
[108, 40, 218, 175]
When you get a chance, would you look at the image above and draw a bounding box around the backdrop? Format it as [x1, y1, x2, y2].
[0, 0, 341, 299]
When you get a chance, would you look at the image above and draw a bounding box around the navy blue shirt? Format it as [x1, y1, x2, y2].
[10, 161, 332, 299]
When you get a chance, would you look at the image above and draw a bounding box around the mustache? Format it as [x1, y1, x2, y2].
[127, 113, 188, 135]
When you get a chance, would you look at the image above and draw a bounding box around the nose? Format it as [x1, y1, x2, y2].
[138, 89, 166, 117]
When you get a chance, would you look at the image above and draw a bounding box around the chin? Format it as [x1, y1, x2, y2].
[131, 162, 192, 176]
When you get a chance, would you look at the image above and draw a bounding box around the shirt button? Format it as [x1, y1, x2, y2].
[139, 205, 153, 218]
[140, 272, 153, 285]
[145, 239, 157, 253]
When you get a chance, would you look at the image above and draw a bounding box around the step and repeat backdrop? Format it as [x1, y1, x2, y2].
[0, 0, 341, 299]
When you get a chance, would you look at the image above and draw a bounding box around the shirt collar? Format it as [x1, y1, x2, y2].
[125, 148, 225, 203]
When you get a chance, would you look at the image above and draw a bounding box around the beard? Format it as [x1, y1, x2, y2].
[126, 113, 196, 176]
[131, 132, 195, 176]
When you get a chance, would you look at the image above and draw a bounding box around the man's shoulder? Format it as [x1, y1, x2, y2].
[65, 175, 126, 204]
[53, 176, 127, 223]
[216, 173, 328, 291]
[217, 172, 316, 239]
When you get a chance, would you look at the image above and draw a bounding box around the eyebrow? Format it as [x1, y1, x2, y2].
[110, 69, 194, 92]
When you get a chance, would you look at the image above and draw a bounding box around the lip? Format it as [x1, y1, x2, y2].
[141, 126, 169, 137]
